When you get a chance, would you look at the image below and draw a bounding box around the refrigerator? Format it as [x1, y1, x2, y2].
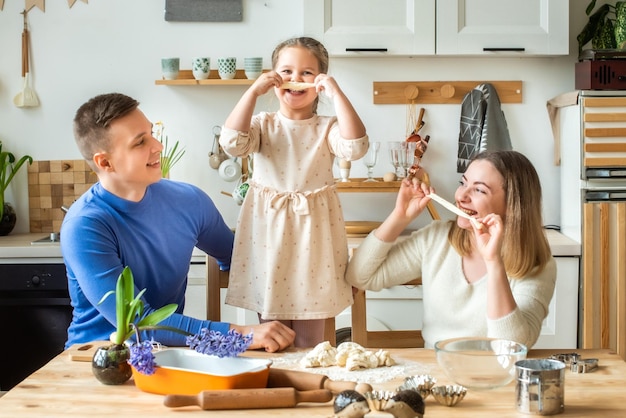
[558, 90, 626, 360]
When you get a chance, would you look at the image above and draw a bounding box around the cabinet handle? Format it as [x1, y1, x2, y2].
[483, 47, 525, 52]
[345, 48, 388, 52]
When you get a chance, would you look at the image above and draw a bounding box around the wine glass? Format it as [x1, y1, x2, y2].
[363, 141, 381, 182]
[400, 142, 417, 178]
[388, 141, 403, 178]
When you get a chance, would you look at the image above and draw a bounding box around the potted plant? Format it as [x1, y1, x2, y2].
[0, 140, 33, 236]
[153, 121, 185, 178]
[577, 1, 626, 53]
[92, 266, 253, 385]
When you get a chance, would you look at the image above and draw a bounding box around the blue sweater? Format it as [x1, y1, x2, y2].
[61, 180, 234, 348]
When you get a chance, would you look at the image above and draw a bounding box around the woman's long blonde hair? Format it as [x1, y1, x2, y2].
[448, 150, 552, 278]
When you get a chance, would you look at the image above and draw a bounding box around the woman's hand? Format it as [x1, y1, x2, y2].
[473, 213, 505, 262]
[375, 178, 433, 242]
[394, 178, 434, 221]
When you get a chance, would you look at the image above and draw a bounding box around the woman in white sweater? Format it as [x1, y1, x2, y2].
[345, 150, 555, 349]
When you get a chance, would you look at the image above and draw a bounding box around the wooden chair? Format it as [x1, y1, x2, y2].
[349, 169, 439, 348]
[350, 274, 424, 348]
[206, 255, 336, 345]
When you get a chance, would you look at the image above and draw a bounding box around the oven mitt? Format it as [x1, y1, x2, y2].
[457, 83, 512, 173]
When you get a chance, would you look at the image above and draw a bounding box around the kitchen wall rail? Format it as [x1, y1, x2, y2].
[372, 80, 523, 104]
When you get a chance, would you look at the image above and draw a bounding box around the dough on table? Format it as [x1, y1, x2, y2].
[301, 341, 395, 370]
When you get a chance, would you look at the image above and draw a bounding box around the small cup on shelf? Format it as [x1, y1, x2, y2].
[161, 57, 180, 80]
[217, 57, 237, 80]
[244, 57, 263, 80]
[192, 57, 210, 80]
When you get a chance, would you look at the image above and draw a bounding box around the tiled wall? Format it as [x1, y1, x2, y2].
[27, 160, 97, 233]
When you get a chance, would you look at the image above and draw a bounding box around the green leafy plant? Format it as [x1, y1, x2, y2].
[0, 140, 33, 219]
[577, 1, 626, 53]
[98, 266, 179, 345]
[99, 266, 253, 376]
[153, 121, 185, 178]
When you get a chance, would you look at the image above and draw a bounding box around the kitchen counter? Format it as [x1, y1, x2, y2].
[0, 233, 207, 263]
[1, 229, 581, 261]
[0, 346, 622, 417]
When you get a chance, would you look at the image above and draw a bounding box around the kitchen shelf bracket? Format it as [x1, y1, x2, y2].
[373, 80, 523, 104]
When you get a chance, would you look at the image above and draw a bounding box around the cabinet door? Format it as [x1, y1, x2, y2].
[303, 0, 435, 56]
[534, 257, 580, 349]
[436, 0, 569, 55]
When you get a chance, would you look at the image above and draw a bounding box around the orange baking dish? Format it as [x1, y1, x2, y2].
[132, 348, 272, 395]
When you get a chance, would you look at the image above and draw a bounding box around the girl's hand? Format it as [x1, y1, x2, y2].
[473, 213, 504, 262]
[313, 73, 340, 99]
[250, 71, 283, 96]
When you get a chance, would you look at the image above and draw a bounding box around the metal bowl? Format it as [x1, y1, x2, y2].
[434, 337, 527, 390]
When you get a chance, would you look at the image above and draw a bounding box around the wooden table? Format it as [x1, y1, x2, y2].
[0, 347, 623, 417]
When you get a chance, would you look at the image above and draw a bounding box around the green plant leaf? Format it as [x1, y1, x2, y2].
[587, 0, 598, 16]
[136, 303, 178, 328]
[578, 3, 612, 52]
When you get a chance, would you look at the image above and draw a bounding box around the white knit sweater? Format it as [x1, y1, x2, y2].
[345, 221, 556, 349]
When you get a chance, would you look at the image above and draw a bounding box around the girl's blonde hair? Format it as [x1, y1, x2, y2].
[448, 150, 552, 278]
[271, 37, 329, 114]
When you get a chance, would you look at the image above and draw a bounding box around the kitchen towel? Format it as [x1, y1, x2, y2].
[546, 91, 579, 166]
[457, 83, 512, 173]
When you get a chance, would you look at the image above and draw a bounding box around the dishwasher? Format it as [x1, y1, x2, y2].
[0, 263, 71, 391]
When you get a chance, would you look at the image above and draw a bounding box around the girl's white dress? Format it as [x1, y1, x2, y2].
[220, 111, 369, 320]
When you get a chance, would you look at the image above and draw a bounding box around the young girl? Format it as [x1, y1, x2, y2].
[220, 37, 368, 347]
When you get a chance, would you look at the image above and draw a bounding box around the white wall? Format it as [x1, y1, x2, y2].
[0, 0, 589, 233]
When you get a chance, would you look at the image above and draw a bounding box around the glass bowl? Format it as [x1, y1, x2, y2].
[434, 337, 527, 390]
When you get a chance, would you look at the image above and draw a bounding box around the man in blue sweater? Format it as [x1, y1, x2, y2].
[62, 93, 295, 352]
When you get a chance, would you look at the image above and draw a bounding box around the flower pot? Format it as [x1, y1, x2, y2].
[0, 202, 17, 236]
[92, 344, 132, 385]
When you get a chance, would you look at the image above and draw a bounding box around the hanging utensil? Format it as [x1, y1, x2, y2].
[208, 125, 227, 169]
[14, 10, 39, 108]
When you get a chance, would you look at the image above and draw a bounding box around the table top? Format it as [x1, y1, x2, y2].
[0, 347, 622, 417]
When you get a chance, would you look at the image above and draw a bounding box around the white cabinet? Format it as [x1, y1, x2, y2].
[303, 0, 436, 56]
[535, 256, 579, 349]
[436, 0, 569, 56]
[304, 0, 568, 57]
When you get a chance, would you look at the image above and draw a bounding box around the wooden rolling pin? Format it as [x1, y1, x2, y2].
[268, 368, 372, 394]
[163, 388, 333, 410]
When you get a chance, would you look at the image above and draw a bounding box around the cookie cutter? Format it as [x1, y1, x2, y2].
[570, 358, 599, 373]
[548, 352, 580, 365]
[548, 353, 598, 373]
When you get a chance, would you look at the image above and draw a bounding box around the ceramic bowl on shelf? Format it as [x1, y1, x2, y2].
[131, 348, 272, 395]
[434, 337, 527, 390]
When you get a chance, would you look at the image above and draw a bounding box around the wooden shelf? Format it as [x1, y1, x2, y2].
[335, 178, 401, 192]
[155, 69, 267, 86]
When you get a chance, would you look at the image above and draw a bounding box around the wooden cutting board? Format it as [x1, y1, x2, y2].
[67, 341, 110, 362]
